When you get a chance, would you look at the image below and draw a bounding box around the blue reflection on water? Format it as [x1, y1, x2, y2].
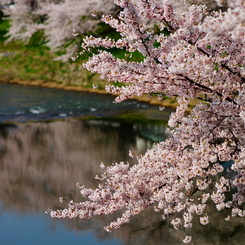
[0, 208, 122, 245]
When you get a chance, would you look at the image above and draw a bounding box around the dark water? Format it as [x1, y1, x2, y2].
[0, 83, 170, 122]
[0, 83, 244, 245]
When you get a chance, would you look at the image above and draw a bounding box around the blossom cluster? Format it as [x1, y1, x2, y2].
[47, 0, 245, 243]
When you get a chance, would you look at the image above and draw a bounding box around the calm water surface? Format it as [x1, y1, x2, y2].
[0, 83, 244, 245]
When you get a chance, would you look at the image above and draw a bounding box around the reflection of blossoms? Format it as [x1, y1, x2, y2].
[48, 0, 245, 243]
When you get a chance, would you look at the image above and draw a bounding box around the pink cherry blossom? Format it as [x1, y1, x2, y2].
[46, 0, 245, 243]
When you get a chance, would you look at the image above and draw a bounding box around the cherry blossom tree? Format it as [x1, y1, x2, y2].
[3, 0, 117, 60]
[3, 0, 42, 42]
[36, 0, 118, 60]
[47, 0, 245, 243]
[3, 0, 222, 61]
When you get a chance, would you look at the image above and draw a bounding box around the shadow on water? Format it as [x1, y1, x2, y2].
[0, 83, 244, 245]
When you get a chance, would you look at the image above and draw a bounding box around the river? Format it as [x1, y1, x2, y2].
[0, 83, 244, 245]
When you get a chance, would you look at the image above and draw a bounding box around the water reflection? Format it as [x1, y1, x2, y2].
[0, 119, 154, 212]
[0, 119, 244, 245]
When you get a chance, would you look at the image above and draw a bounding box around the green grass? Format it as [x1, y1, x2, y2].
[0, 16, 125, 88]
[0, 15, 108, 87]
[0, 32, 100, 86]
